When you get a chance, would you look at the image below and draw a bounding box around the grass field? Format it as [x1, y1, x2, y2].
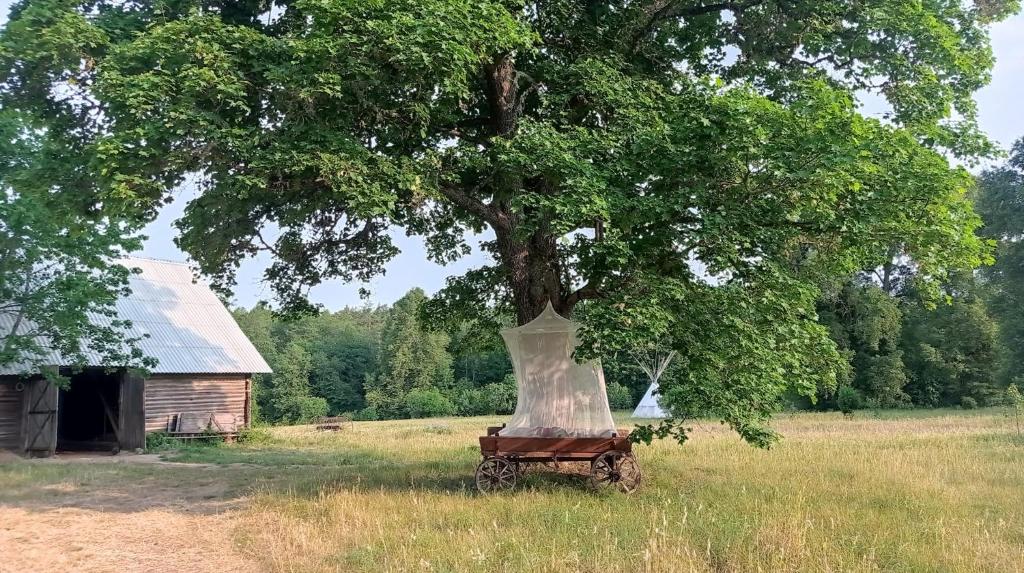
[1, 409, 1022, 573]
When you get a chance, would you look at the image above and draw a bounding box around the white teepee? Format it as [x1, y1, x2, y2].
[630, 349, 676, 419]
[632, 381, 668, 418]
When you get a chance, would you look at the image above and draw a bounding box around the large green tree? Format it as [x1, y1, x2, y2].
[976, 138, 1024, 386]
[901, 276, 999, 407]
[365, 288, 453, 418]
[0, 110, 150, 379]
[818, 281, 907, 408]
[1, 0, 1012, 443]
[234, 303, 383, 421]
[231, 302, 277, 421]
[303, 308, 383, 414]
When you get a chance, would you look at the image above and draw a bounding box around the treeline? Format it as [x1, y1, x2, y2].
[233, 288, 644, 424]
[234, 143, 1024, 425]
[808, 143, 1024, 412]
[813, 274, 1001, 411]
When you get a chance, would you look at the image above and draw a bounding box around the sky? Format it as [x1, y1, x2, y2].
[2, 2, 1022, 310]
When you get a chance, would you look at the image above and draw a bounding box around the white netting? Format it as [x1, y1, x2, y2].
[498, 303, 617, 438]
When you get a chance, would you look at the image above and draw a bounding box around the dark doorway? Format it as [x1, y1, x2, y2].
[57, 368, 122, 452]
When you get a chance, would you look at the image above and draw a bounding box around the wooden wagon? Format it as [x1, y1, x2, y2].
[475, 425, 640, 493]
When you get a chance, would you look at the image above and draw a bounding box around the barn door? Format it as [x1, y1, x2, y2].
[22, 379, 57, 456]
[118, 371, 146, 451]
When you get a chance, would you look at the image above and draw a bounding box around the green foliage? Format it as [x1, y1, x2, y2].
[606, 382, 635, 411]
[232, 303, 276, 424]
[365, 289, 453, 418]
[404, 388, 456, 418]
[1, 0, 1015, 445]
[1007, 384, 1023, 437]
[817, 270, 1001, 412]
[233, 303, 386, 425]
[961, 397, 978, 410]
[977, 140, 1024, 386]
[264, 342, 318, 423]
[237, 426, 274, 445]
[144, 431, 174, 452]
[1008, 384, 1024, 407]
[836, 386, 866, 415]
[858, 353, 910, 409]
[353, 406, 379, 422]
[451, 347, 511, 387]
[300, 308, 384, 414]
[448, 383, 492, 417]
[901, 276, 1000, 407]
[0, 111, 153, 382]
[819, 282, 906, 407]
[481, 375, 518, 415]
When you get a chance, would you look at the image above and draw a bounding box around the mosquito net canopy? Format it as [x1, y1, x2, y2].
[498, 303, 617, 438]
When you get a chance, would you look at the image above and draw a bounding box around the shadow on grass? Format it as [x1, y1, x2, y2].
[0, 439, 611, 516]
[163, 442, 608, 496]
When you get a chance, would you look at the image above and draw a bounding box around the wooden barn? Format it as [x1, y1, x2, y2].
[0, 258, 272, 456]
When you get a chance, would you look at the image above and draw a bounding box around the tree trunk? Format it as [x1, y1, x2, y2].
[495, 226, 568, 325]
[483, 54, 578, 325]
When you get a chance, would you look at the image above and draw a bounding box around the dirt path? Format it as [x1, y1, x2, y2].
[0, 454, 258, 573]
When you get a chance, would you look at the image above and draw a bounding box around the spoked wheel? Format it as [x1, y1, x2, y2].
[475, 456, 518, 493]
[589, 452, 641, 493]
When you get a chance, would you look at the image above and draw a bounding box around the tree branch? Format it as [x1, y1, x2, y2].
[564, 274, 604, 310]
[437, 181, 508, 231]
[633, 0, 767, 50]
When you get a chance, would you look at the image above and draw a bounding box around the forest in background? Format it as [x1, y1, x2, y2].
[233, 288, 638, 424]
[235, 145, 1024, 425]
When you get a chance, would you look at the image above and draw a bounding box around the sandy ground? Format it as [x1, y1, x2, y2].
[0, 453, 256, 573]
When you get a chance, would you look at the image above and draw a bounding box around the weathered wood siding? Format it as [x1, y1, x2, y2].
[119, 371, 146, 449]
[144, 374, 250, 433]
[22, 379, 58, 457]
[0, 380, 24, 450]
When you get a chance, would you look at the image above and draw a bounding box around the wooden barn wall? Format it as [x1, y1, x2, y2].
[119, 371, 146, 449]
[144, 374, 249, 433]
[0, 380, 25, 450]
[22, 379, 57, 456]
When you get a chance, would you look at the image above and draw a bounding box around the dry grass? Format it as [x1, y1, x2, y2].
[1, 409, 1022, 572]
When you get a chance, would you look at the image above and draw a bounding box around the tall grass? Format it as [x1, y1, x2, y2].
[203, 410, 1024, 572]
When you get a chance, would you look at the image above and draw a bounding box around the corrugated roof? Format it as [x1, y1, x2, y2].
[0, 257, 272, 375]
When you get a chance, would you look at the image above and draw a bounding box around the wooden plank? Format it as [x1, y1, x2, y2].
[22, 379, 57, 457]
[479, 435, 632, 458]
[0, 380, 25, 449]
[171, 411, 243, 434]
[118, 371, 146, 450]
[143, 374, 249, 433]
[244, 377, 252, 427]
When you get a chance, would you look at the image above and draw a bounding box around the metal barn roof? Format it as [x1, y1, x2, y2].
[0, 258, 272, 375]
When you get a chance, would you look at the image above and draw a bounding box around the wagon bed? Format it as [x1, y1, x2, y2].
[479, 426, 632, 461]
[475, 426, 640, 493]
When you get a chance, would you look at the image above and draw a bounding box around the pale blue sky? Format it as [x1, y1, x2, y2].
[2, 2, 1022, 310]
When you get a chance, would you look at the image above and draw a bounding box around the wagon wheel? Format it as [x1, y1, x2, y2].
[589, 452, 641, 493]
[475, 456, 518, 493]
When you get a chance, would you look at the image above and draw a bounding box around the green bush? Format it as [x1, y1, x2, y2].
[482, 375, 518, 414]
[449, 385, 493, 416]
[836, 386, 865, 415]
[297, 396, 329, 422]
[960, 396, 978, 410]
[237, 426, 273, 444]
[606, 382, 635, 410]
[145, 431, 174, 451]
[274, 395, 329, 424]
[353, 405, 379, 421]
[405, 388, 457, 418]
